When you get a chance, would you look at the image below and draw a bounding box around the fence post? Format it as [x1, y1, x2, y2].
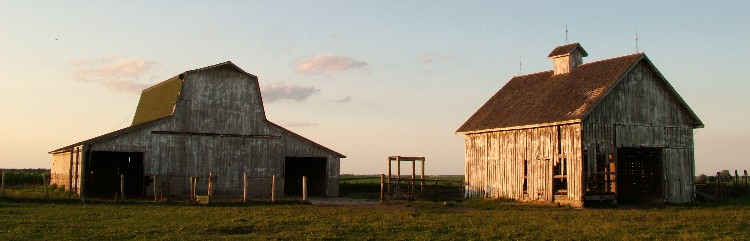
[190, 177, 198, 202]
[716, 172, 721, 198]
[43, 175, 50, 200]
[380, 174, 385, 204]
[209, 172, 214, 197]
[1, 170, 4, 198]
[271, 174, 276, 202]
[120, 174, 125, 201]
[302, 176, 308, 202]
[243, 172, 247, 203]
[153, 175, 158, 202]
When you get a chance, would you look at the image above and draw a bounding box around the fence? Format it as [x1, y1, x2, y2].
[695, 170, 749, 201]
[0, 169, 77, 201]
[379, 175, 464, 202]
[1, 169, 321, 204]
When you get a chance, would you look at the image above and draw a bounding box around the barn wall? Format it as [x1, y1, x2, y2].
[50, 146, 83, 192]
[175, 65, 270, 135]
[464, 124, 583, 204]
[584, 61, 696, 203]
[146, 134, 284, 197]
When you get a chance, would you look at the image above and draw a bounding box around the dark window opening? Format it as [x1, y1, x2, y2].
[522, 160, 528, 194]
[86, 151, 144, 198]
[284, 157, 327, 197]
[553, 158, 568, 195]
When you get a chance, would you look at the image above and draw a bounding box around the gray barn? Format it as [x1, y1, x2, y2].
[457, 43, 703, 207]
[50, 62, 345, 199]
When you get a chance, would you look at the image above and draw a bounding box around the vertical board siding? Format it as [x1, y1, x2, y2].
[464, 124, 582, 203]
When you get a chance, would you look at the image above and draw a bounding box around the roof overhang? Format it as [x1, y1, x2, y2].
[456, 119, 582, 135]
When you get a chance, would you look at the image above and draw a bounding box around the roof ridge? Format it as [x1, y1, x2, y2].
[578, 53, 644, 67]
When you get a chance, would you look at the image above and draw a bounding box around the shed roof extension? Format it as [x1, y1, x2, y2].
[456, 53, 703, 134]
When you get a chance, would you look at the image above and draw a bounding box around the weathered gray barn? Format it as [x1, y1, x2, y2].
[457, 43, 703, 207]
[50, 62, 345, 199]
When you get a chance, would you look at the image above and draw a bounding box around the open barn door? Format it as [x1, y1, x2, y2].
[86, 151, 144, 198]
[617, 148, 663, 203]
[284, 157, 327, 197]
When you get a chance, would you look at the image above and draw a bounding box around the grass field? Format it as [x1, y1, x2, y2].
[1, 195, 749, 240]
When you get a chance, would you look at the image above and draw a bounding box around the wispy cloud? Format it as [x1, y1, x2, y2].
[284, 121, 319, 127]
[328, 96, 353, 103]
[295, 54, 368, 75]
[260, 82, 320, 103]
[416, 52, 452, 64]
[71, 55, 156, 93]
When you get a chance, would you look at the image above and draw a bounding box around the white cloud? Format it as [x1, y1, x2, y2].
[416, 52, 452, 64]
[70, 55, 156, 93]
[260, 82, 320, 103]
[283, 121, 319, 127]
[329, 96, 353, 103]
[295, 54, 368, 75]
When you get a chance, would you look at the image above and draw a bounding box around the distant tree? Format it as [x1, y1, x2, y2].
[695, 174, 707, 184]
[720, 170, 733, 181]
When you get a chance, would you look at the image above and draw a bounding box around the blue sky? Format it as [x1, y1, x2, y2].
[1, 1, 748, 175]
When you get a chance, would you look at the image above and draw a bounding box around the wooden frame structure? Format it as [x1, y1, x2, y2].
[386, 156, 425, 198]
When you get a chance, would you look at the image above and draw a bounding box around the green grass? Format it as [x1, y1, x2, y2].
[339, 175, 464, 200]
[1, 196, 749, 240]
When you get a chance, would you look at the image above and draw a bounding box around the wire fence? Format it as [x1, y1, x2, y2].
[695, 169, 749, 201]
[339, 175, 465, 201]
[0, 169, 309, 204]
[0, 169, 77, 201]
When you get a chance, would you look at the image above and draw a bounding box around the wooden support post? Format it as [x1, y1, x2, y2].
[387, 158, 392, 195]
[120, 174, 125, 201]
[153, 175, 158, 202]
[271, 174, 276, 202]
[380, 174, 385, 204]
[420, 159, 425, 191]
[744, 170, 749, 188]
[243, 172, 247, 203]
[411, 160, 416, 194]
[397, 157, 401, 179]
[302, 176, 308, 201]
[43, 175, 50, 200]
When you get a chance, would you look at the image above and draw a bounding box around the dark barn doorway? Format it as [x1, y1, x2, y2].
[617, 148, 663, 203]
[284, 157, 327, 197]
[86, 151, 144, 198]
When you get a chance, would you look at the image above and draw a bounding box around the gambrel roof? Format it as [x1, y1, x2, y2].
[457, 53, 703, 134]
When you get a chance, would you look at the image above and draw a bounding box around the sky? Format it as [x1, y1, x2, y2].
[1, 1, 749, 175]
